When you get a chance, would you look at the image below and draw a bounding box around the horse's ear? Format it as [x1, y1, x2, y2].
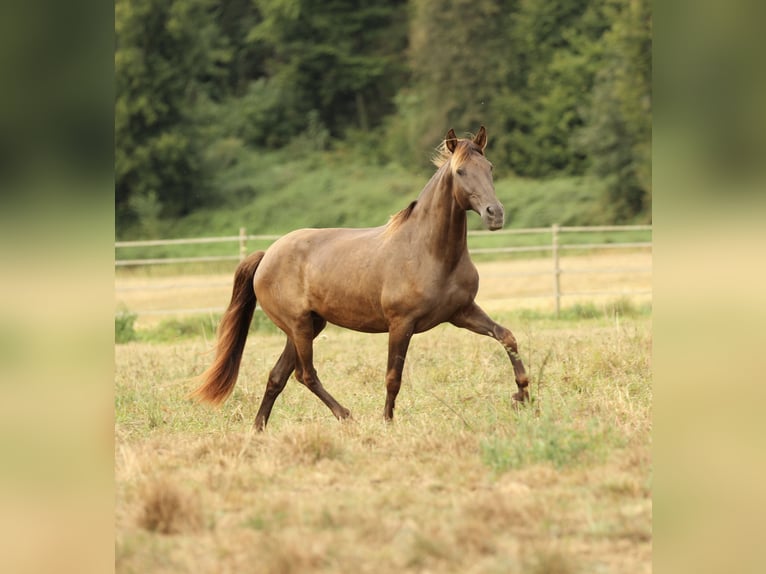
[445, 128, 457, 153]
[473, 126, 487, 151]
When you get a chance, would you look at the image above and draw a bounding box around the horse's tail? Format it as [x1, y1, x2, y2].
[191, 251, 266, 405]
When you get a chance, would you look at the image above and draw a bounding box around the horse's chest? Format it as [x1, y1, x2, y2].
[440, 274, 477, 310]
[392, 265, 478, 331]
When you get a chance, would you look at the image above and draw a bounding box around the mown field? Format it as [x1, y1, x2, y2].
[115, 302, 651, 572]
[116, 251, 652, 329]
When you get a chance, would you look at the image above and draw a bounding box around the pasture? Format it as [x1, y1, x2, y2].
[115, 291, 651, 572]
[116, 251, 652, 328]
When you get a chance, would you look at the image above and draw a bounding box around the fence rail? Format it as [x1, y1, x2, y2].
[116, 224, 651, 318]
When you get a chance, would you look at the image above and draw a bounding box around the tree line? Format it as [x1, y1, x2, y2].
[116, 0, 651, 232]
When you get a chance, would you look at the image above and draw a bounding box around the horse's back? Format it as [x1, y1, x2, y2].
[260, 226, 385, 271]
[254, 226, 391, 332]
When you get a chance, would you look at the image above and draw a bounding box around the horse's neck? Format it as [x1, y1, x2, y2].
[413, 168, 468, 268]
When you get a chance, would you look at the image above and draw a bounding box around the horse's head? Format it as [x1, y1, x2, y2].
[444, 126, 505, 231]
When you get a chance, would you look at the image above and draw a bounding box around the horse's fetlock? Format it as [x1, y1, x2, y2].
[513, 388, 530, 402]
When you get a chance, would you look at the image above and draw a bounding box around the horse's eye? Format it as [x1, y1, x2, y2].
[456, 168, 466, 176]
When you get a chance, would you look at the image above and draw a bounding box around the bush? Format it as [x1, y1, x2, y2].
[115, 308, 138, 343]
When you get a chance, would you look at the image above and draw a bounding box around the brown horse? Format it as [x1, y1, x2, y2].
[193, 126, 529, 429]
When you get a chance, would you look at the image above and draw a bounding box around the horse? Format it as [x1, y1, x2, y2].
[192, 126, 529, 430]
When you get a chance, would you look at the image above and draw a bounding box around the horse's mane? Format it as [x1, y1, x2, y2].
[386, 200, 417, 232]
[432, 137, 483, 172]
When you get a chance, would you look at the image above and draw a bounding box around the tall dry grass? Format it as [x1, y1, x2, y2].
[115, 314, 651, 573]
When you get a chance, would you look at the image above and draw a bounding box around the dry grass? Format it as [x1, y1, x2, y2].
[137, 478, 203, 535]
[116, 251, 651, 327]
[115, 311, 651, 573]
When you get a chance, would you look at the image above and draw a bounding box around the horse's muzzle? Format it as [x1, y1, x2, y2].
[483, 204, 505, 231]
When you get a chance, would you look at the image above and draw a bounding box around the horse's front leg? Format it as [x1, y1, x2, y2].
[384, 321, 415, 420]
[450, 302, 530, 402]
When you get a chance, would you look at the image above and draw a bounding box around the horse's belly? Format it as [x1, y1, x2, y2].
[326, 312, 388, 334]
[313, 291, 389, 333]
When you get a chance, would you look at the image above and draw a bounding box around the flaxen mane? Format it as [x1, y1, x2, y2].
[386, 200, 417, 232]
[432, 136, 484, 172]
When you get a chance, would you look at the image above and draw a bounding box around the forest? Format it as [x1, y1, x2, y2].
[115, 0, 651, 238]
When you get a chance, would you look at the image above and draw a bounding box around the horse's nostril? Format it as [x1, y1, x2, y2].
[486, 206, 495, 216]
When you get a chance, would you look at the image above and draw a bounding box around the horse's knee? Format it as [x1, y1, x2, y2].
[385, 374, 401, 397]
[265, 376, 286, 398]
[300, 370, 322, 391]
[497, 328, 518, 353]
[294, 369, 304, 384]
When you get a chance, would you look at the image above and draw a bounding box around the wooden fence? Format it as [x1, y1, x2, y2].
[116, 224, 651, 318]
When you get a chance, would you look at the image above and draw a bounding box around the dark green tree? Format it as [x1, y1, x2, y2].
[491, 0, 613, 178]
[578, 0, 651, 221]
[115, 0, 230, 232]
[400, 0, 512, 169]
[244, 0, 408, 143]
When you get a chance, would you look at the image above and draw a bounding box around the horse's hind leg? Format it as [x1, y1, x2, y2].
[451, 302, 530, 402]
[292, 314, 351, 421]
[253, 316, 331, 430]
[253, 340, 296, 431]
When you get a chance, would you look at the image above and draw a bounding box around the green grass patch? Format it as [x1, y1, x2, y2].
[481, 408, 615, 471]
[136, 316, 222, 344]
[116, 309, 281, 344]
[116, 298, 651, 346]
[515, 298, 651, 322]
[115, 307, 138, 343]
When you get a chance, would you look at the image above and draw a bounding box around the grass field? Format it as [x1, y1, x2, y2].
[115, 305, 651, 572]
[116, 251, 652, 329]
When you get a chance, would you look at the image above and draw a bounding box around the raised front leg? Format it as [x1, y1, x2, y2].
[384, 321, 414, 421]
[450, 302, 530, 402]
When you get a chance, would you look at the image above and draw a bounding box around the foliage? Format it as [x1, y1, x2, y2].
[577, 0, 652, 221]
[133, 149, 423, 239]
[115, 0, 652, 234]
[117, 148, 619, 243]
[246, 0, 408, 138]
[115, 307, 138, 343]
[115, 0, 230, 229]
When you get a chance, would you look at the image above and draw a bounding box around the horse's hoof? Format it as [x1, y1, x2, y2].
[512, 389, 529, 403]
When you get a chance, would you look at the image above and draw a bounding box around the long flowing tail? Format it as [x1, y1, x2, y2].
[192, 251, 265, 405]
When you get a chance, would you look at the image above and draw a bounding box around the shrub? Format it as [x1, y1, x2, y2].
[115, 308, 138, 343]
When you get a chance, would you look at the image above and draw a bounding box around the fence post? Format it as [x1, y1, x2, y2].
[552, 223, 561, 318]
[239, 227, 247, 261]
